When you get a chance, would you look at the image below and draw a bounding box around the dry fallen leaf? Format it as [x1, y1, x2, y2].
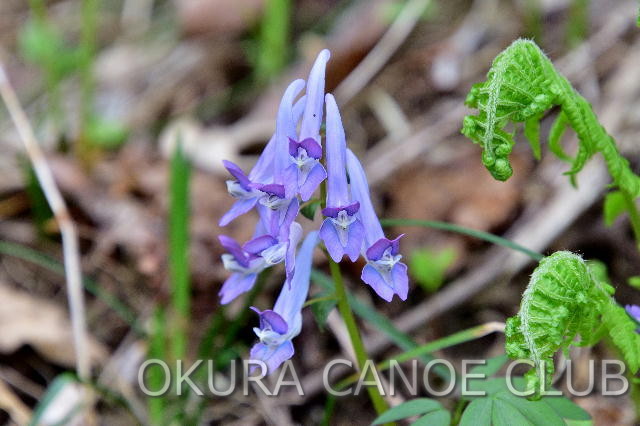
[0, 282, 107, 368]
[0, 378, 31, 425]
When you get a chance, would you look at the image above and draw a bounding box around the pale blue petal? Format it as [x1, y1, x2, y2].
[299, 163, 327, 202]
[345, 219, 365, 262]
[361, 265, 394, 302]
[249, 341, 295, 375]
[300, 49, 330, 142]
[319, 219, 344, 263]
[219, 197, 257, 227]
[325, 94, 349, 208]
[219, 273, 258, 305]
[346, 149, 385, 246]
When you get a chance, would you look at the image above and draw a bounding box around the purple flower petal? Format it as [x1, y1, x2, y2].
[299, 163, 327, 202]
[299, 138, 323, 159]
[300, 49, 330, 142]
[251, 183, 286, 198]
[320, 219, 344, 263]
[219, 273, 258, 305]
[361, 264, 394, 302]
[391, 262, 409, 301]
[325, 94, 349, 208]
[360, 262, 408, 302]
[346, 149, 385, 246]
[218, 235, 249, 267]
[275, 79, 306, 180]
[626, 304, 640, 323]
[243, 235, 278, 255]
[219, 197, 258, 227]
[223, 160, 251, 191]
[249, 341, 295, 375]
[321, 201, 359, 218]
[251, 308, 289, 334]
[366, 238, 391, 262]
[285, 222, 303, 286]
[345, 219, 364, 262]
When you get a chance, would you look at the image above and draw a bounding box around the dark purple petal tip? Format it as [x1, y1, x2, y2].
[252, 308, 288, 334]
[251, 183, 286, 198]
[223, 160, 251, 190]
[322, 201, 360, 218]
[299, 138, 322, 159]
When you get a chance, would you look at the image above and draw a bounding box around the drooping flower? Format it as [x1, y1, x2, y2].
[250, 231, 318, 374]
[219, 94, 308, 227]
[346, 148, 408, 302]
[319, 94, 364, 263]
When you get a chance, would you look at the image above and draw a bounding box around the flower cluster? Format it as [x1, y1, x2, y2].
[218, 50, 408, 374]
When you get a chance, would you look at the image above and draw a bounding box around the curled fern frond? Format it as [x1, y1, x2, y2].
[462, 39, 640, 196]
[506, 251, 640, 399]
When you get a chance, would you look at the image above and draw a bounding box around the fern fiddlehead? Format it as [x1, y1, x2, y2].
[506, 251, 640, 399]
[461, 39, 640, 197]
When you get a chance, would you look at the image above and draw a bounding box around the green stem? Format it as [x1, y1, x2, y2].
[380, 218, 544, 261]
[621, 190, 640, 251]
[169, 145, 192, 362]
[329, 259, 388, 416]
[334, 322, 505, 391]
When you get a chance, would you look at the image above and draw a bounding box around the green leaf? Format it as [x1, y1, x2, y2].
[85, 117, 128, 149]
[628, 276, 640, 290]
[492, 396, 533, 426]
[496, 392, 564, 426]
[459, 398, 493, 426]
[411, 409, 450, 426]
[603, 191, 626, 226]
[372, 398, 442, 424]
[469, 354, 510, 378]
[300, 199, 321, 221]
[409, 246, 457, 292]
[543, 396, 591, 421]
[524, 116, 542, 160]
[309, 291, 337, 331]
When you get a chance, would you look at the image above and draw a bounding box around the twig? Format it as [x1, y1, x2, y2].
[0, 64, 90, 381]
[335, 0, 433, 104]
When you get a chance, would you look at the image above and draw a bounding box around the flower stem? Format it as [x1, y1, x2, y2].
[328, 258, 388, 416]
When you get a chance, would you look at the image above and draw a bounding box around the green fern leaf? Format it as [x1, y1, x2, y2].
[506, 251, 638, 399]
[462, 39, 640, 197]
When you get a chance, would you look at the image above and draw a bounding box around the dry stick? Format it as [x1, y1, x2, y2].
[335, 0, 433, 104]
[0, 65, 90, 381]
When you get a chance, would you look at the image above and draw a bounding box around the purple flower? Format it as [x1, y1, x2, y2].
[219, 94, 308, 227]
[250, 231, 318, 374]
[319, 94, 364, 263]
[346, 149, 408, 302]
[218, 234, 269, 304]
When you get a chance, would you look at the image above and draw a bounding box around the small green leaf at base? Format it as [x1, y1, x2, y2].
[603, 191, 626, 226]
[372, 398, 444, 424]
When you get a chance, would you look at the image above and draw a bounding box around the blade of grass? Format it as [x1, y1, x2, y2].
[148, 307, 167, 425]
[336, 322, 506, 391]
[380, 218, 543, 261]
[0, 240, 141, 333]
[255, 0, 290, 82]
[311, 270, 450, 381]
[168, 143, 192, 362]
